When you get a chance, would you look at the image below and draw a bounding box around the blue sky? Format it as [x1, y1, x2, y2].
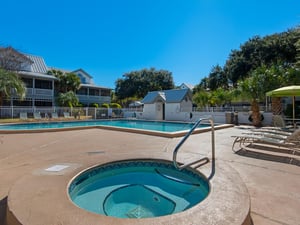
[1, 0, 299, 89]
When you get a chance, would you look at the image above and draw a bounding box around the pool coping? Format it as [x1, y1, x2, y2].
[6, 155, 251, 225]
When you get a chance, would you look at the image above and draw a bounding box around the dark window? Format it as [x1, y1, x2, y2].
[89, 88, 100, 96]
[21, 78, 33, 88]
[76, 88, 88, 95]
[34, 100, 52, 106]
[101, 89, 111, 96]
[13, 99, 33, 106]
[35, 79, 52, 89]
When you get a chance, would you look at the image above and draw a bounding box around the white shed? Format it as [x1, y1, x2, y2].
[141, 89, 193, 120]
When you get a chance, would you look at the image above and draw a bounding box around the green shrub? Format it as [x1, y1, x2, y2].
[90, 103, 99, 108]
[101, 103, 109, 108]
[110, 103, 121, 108]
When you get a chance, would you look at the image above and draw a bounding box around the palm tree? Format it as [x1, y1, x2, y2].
[0, 68, 25, 106]
[237, 65, 284, 127]
[237, 77, 263, 127]
[48, 69, 81, 94]
[57, 91, 79, 107]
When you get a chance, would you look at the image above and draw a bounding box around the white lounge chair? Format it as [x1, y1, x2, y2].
[34, 112, 42, 120]
[19, 112, 28, 120]
[51, 112, 59, 119]
[63, 112, 72, 119]
[232, 129, 300, 153]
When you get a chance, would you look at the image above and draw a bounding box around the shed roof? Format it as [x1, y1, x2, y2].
[142, 89, 192, 104]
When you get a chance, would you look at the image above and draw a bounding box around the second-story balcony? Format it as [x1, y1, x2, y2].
[12, 88, 54, 98]
[77, 94, 111, 104]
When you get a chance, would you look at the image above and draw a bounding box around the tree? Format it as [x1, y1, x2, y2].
[295, 26, 300, 68]
[56, 91, 79, 107]
[192, 89, 209, 107]
[0, 68, 25, 106]
[0, 46, 27, 106]
[47, 69, 81, 93]
[0, 46, 30, 71]
[223, 28, 299, 86]
[236, 65, 283, 126]
[193, 87, 233, 108]
[207, 65, 228, 91]
[47, 69, 81, 107]
[115, 68, 174, 100]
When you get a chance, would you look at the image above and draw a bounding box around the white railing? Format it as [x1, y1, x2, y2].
[0, 106, 142, 120]
[34, 88, 53, 96]
[193, 105, 272, 112]
[11, 88, 53, 98]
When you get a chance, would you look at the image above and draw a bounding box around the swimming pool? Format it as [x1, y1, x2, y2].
[0, 119, 225, 137]
[68, 159, 210, 218]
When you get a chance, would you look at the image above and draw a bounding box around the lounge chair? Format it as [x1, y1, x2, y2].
[51, 112, 59, 119]
[63, 112, 72, 119]
[34, 112, 42, 120]
[272, 115, 295, 129]
[245, 128, 292, 140]
[19, 112, 28, 120]
[232, 129, 300, 153]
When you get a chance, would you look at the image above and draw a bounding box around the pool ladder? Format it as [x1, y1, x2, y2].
[173, 116, 215, 170]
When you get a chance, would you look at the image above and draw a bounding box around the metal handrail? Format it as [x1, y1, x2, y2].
[173, 116, 215, 170]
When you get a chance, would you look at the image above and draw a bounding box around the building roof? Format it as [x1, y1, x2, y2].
[180, 83, 194, 90]
[18, 71, 57, 80]
[142, 89, 192, 104]
[24, 54, 48, 73]
[72, 68, 93, 79]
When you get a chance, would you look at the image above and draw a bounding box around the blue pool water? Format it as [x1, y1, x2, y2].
[0, 119, 207, 133]
[69, 160, 210, 218]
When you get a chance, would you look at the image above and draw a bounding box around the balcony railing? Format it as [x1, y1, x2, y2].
[77, 95, 110, 103]
[12, 88, 54, 98]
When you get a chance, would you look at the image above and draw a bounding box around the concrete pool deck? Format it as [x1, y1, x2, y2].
[0, 126, 299, 224]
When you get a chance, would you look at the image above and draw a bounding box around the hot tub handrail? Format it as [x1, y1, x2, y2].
[173, 116, 215, 170]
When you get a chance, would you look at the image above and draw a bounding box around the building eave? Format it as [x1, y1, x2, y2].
[79, 83, 112, 90]
[18, 71, 58, 80]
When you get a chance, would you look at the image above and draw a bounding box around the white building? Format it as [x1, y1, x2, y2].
[0, 47, 111, 107]
[141, 89, 193, 120]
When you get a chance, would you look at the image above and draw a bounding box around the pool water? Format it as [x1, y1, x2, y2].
[69, 160, 210, 218]
[0, 119, 207, 133]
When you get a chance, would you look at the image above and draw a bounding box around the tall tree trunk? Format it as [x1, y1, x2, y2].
[251, 99, 262, 127]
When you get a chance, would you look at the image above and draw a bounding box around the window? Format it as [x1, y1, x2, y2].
[76, 88, 88, 95]
[22, 78, 33, 88]
[101, 89, 111, 96]
[34, 100, 52, 106]
[89, 88, 100, 96]
[35, 79, 52, 89]
[77, 73, 86, 84]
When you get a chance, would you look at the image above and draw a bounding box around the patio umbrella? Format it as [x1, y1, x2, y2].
[266, 85, 300, 126]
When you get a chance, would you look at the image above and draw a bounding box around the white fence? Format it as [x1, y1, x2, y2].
[0, 106, 142, 120]
[0, 106, 273, 126]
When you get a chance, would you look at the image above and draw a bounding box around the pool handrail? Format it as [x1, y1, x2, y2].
[173, 116, 215, 170]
